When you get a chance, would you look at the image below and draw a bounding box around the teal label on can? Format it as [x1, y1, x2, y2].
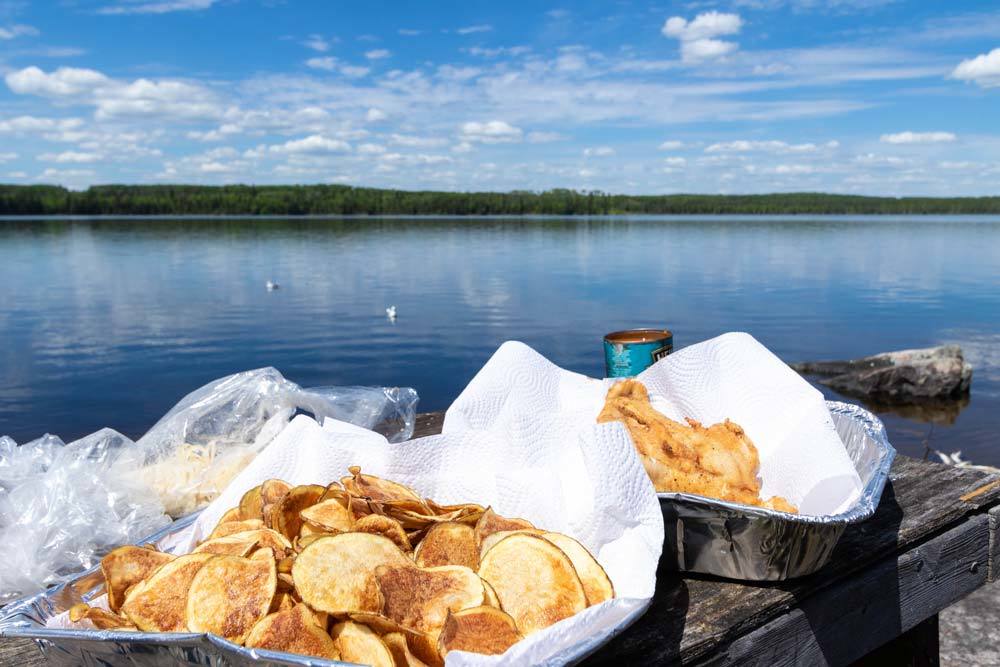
[604, 330, 674, 378]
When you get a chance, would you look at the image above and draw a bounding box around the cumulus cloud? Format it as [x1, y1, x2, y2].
[583, 146, 615, 157]
[526, 131, 565, 143]
[951, 48, 1000, 89]
[0, 115, 84, 133]
[457, 24, 493, 35]
[269, 135, 351, 154]
[37, 151, 101, 163]
[305, 57, 370, 78]
[303, 35, 331, 52]
[880, 131, 956, 144]
[459, 120, 523, 143]
[662, 11, 742, 63]
[0, 24, 38, 40]
[0, 152, 17, 162]
[365, 49, 391, 60]
[658, 140, 684, 150]
[6, 66, 222, 120]
[705, 139, 838, 153]
[365, 107, 387, 122]
[465, 45, 531, 58]
[98, 0, 217, 14]
[663, 156, 686, 166]
[389, 133, 448, 148]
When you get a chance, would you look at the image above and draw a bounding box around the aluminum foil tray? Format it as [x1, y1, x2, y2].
[660, 401, 895, 580]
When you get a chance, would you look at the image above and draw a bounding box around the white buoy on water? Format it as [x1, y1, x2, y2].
[266, 280, 279, 291]
[386, 305, 397, 321]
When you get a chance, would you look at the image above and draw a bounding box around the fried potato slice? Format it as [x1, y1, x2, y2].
[300, 498, 354, 533]
[438, 606, 523, 658]
[347, 614, 440, 667]
[260, 479, 292, 505]
[269, 590, 297, 613]
[245, 603, 340, 660]
[121, 553, 214, 632]
[218, 507, 242, 523]
[375, 565, 485, 639]
[342, 466, 423, 504]
[540, 532, 614, 606]
[480, 579, 500, 608]
[292, 533, 412, 614]
[186, 554, 277, 644]
[208, 519, 264, 540]
[100, 545, 175, 613]
[383, 631, 431, 667]
[474, 507, 534, 546]
[69, 603, 136, 630]
[413, 522, 478, 570]
[479, 529, 542, 557]
[192, 535, 257, 557]
[478, 533, 586, 636]
[354, 514, 413, 552]
[238, 485, 263, 521]
[272, 484, 325, 540]
[331, 621, 395, 667]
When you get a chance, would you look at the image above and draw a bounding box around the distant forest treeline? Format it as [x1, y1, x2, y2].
[2, 184, 1000, 215]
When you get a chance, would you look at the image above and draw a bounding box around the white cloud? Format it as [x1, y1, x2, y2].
[658, 140, 684, 150]
[664, 156, 687, 166]
[365, 107, 387, 122]
[98, 0, 217, 14]
[389, 133, 448, 148]
[0, 152, 17, 162]
[304, 57, 370, 78]
[0, 24, 37, 40]
[459, 120, 523, 143]
[951, 48, 1000, 89]
[457, 24, 493, 35]
[526, 131, 565, 143]
[305, 57, 337, 71]
[379, 152, 453, 165]
[880, 131, 956, 144]
[939, 160, 979, 170]
[38, 151, 101, 163]
[357, 143, 386, 154]
[6, 66, 222, 120]
[583, 146, 615, 157]
[452, 141, 473, 153]
[662, 11, 742, 63]
[339, 65, 370, 78]
[705, 139, 837, 153]
[854, 153, 907, 166]
[465, 46, 531, 58]
[365, 49, 391, 60]
[0, 115, 84, 133]
[398, 29, 421, 36]
[269, 135, 351, 154]
[303, 35, 331, 52]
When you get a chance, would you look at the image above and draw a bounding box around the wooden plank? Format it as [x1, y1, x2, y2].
[990, 506, 1000, 583]
[674, 515, 988, 666]
[0, 639, 41, 666]
[852, 615, 940, 667]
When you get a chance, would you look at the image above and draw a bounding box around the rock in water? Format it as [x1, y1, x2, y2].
[791, 345, 972, 403]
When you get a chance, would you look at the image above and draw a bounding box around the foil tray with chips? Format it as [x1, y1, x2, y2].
[659, 401, 895, 580]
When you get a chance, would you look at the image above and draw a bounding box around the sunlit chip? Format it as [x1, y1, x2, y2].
[217, 507, 242, 524]
[300, 498, 354, 533]
[245, 602, 340, 660]
[438, 606, 523, 658]
[121, 553, 214, 632]
[375, 564, 485, 639]
[330, 620, 395, 667]
[292, 533, 411, 614]
[192, 533, 258, 557]
[260, 479, 292, 505]
[347, 614, 440, 667]
[269, 590, 297, 613]
[480, 579, 500, 608]
[100, 545, 175, 613]
[474, 507, 535, 547]
[272, 484, 325, 540]
[186, 554, 277, 644]
[69, 603, 136, 630]
[354, 514, 412, 552]
[478, 529, 542, 557]
[541, 532, 614, 606]
[478, 533, 586, 636]
[238, 484, 264, 521]
[413, 522, 478, 570]
[208, 518, 264, 540]
[342, 466, 423, 504]
[383, 631, 432, 667]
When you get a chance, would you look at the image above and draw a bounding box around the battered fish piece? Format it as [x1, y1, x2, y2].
[598, 379, 796, 513]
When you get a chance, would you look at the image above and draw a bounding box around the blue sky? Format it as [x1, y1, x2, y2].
[1, 0, 1000, 195]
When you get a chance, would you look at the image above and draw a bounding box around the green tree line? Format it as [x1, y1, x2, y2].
[2, 184, 1000, 215]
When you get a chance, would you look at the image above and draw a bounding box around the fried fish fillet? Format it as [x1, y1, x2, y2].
[597, 379, 796, 513]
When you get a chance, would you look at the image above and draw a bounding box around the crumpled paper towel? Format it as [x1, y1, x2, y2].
[446, 332, 862, 516]
[152, 412, 663, 666]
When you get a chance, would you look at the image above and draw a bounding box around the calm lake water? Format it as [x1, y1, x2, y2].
[1, 216, 998, 464]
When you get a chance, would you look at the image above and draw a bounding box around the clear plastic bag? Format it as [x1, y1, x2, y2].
[0, 368, 418, 603]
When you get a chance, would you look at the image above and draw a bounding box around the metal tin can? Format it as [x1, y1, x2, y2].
[603, 329, 674, 377]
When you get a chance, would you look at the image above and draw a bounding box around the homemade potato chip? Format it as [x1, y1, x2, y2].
[218, 507, 242, 523]
[238, 485, 264, 521]
[354, 514, 412, 552]
[121, 553, 214, 632]
[192, 535, 257, 557]
[347, 613, 440, 667]
[208, 518, 264, 540]
[272, 484, 325, 540]
[260, 479, 292, 505]
[438, 606, 523, 658]
[245, 603, 340, 660]
[479, 529, 542, 557]
[383, 631, 431, 667]
[100, 545, 175, 613]
[541, 532, 614, 606]
[413, 522, 478, 570]
[481, 579, 500, 608]
[342, 466, 422, 504]
[69, 603, 136, 630]
[474, 507, 535, 546]
[478, 533, 587, 636]
[300, 498, 354, 533]
[292, 533, 411, 614]
[375, 564, 485, 639]
[331, 620, 395, 667]
[186, 554, 277, 643]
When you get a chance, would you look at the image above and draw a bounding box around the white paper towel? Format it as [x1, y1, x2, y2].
[149, 412, 662, 666]
[446, 332, 862, 516]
